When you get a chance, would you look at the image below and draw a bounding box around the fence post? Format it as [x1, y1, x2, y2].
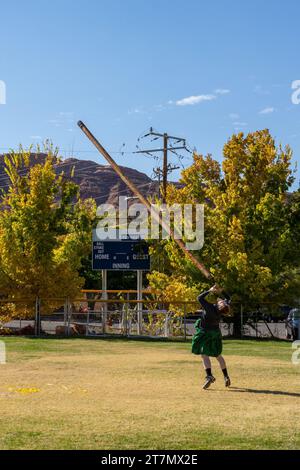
[125, 301, 129, 337]
[184, 304, 187, 341]
[67, 297, 72, 337]
[63, 299, 68, 335]
[137, 271, 143, 336]
[86, 309, 90, 337]
[256, 311, 258, 339]
[35, 297, 41, 337]
[102, 270, 107, 335]
[240, 304, 243, 339]
[164, 311, 169, 338]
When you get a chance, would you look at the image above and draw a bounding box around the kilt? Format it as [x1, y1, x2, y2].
[192, 326, 222, 357]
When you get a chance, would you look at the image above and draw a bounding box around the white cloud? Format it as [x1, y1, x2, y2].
[259, 107, 275, 115]
[128, 107, 146, 115]
[49, 119, 61, 127]
[254, 85, 270, 96]
[233, 122, 247, 127]
[154, 104, 165, 111]
[175, 94, 216, 106]
[229, 113, 240, 120]
[215, 89, 230, 95]
[59, 111, 74, 117]
[49, 112, 75, 128]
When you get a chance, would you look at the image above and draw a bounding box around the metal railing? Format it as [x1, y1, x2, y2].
[0, 297, 298, 340]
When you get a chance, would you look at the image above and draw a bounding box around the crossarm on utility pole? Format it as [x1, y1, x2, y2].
[77, 121, 213, 280]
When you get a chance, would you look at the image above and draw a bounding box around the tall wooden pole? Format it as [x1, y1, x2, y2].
[77, 121, 212, 280]
[162, 133, 168, 203]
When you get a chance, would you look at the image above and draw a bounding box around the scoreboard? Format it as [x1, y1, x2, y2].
[92, 239, 150, 271]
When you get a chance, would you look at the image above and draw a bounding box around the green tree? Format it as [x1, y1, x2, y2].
[164, 130, 300, 333]
[0, 146, 96, 315]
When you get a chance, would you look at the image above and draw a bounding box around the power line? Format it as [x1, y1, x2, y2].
[133, 127, 191, 202]
[0, 141, 195, 196]
[0, 146, 137, 155]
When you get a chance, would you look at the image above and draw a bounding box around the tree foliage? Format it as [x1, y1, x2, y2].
[164, 130, 300, 309]
[0, 146, 96, 311]
[147, 271, 199, 313]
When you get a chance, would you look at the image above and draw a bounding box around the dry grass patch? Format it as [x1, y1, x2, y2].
[0, 338, 299, 449]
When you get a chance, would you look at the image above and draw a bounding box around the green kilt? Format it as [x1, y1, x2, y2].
[192, 322, 222, 357]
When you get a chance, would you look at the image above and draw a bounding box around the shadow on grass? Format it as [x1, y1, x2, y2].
[229, 386, 300, 398]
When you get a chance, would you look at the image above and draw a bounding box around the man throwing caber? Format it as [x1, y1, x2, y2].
[192, 284, 231, 390]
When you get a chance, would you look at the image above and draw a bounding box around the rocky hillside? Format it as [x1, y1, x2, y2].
[0, 153, 161, 205]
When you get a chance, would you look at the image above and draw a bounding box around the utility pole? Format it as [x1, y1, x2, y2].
[163, 133, 168, 202]
[134, 128, 189, 203]
[78, 120, 212, 280]
[152, 163, 181, 201]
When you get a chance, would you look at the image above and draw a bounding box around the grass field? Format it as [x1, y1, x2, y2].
[0, 337, 299, 450]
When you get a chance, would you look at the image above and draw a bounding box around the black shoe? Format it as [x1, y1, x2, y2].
[224, 376, 231, 388]
[203, 375, 216, 390]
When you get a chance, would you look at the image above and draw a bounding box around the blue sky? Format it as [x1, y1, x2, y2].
[0, 0, 300, 187]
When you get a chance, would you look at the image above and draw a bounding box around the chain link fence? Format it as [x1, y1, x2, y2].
[0, 297, 298, 340]
[239, 303, 297, 340]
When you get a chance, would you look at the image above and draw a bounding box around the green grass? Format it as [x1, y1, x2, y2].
[0, 337, 299, 450]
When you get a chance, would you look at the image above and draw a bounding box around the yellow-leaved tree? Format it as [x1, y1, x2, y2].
[0, 146, 96, 319]
[161, 130, 300, 334]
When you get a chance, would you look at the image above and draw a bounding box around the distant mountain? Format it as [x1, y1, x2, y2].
[0, 153, 162, 204]
[55, 157, 161, 205]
